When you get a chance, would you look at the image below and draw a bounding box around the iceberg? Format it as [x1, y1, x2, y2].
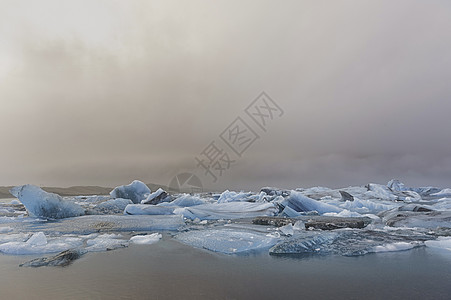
[130, 233, 162, 245]
[174, 202, 278, 220]
[110, 180, 150, 204]
[365, 183, 397, 201]
[425, 237, 451, 251]
[124, 204, 176, 215]
[0, 232, 83, 255]
[85, 233, 128, 252]
[286, 191, 341, 214]
[1, 215, 185, 235]
[10, 185, 85, 219]
[387, 179, 407, 192]
[164, 194, 208, 207]
[94, 198, 133, 214]
[270, 229, 429, 257]
[141, 188, 171, 205]
[176, 228, 279, 254]
[217, 190, 253, 203]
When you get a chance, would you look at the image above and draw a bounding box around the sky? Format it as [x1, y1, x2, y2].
[1, 0, 451, 191]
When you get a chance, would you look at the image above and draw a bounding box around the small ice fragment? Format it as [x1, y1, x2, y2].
[130, 233, 162, 245]
[372, 242, 420, 253]
[279, 224, 294, 236]
[425, 237, 451, 251]
[27, 232, 47, 246]
[110, 180, 151, 204]
[293, 221, 305, 231]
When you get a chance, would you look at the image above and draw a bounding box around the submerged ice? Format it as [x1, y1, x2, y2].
[2, 179, 451, 265]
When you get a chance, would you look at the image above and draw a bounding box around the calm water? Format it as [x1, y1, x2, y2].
[1, 236, 451, 300]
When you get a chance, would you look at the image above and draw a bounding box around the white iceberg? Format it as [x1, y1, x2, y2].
[0, 232, 83, 255]
[110, 180, 150, 204]
[141, 188, 171, 205]
[217, 190, 253, 203]
[10, 185, 85, 219]
[365, 184, 397, 201]
[85, 233, 128, 252]
[130, 233, 162, 245]
[174, 202, 278, 220]
[372, 242, 422, 253]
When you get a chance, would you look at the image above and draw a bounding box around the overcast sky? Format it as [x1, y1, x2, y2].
[1, 0, 451, 191]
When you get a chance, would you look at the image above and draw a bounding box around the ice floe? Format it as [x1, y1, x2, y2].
[110, 180, 151, 204]
[130, 233, 162, 245]
[10, 185, 85, 219]
[174, 202, 278, 220]
[3, 178, 451, 265]
[176, 228, 279, 254]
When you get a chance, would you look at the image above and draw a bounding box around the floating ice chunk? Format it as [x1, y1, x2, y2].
[281, 205, 303, 218]
[279, 224, 294, 236]
[0, 232, 83, 255]
[287, 191, 341, 215]
[176, 228, 279, 254]
[365, 184, 397, 201]
[387, 179, 407, 192]
[0, 233, 28, 244]
[270, 233, 338, 255]
[10, 199, 21, 205]
[141, 188, 171, 205]
[217, 190, 253, 203]
[10, 185, 85, 219]
[110, 180, 150, 204]
[323, 209, 363, 218]
[372, 242, 421, 253]
[85, 234, 128, 252]
[124, 204, 176, 215]
[27, 232, 47, 246]
[342, 198, 398, 214]
[130, 233, 162, 245]
[2, 215, 185, 235]
[174, 202, 277, 220]
[293, 221, 305, 231]
[425, 237, 451, 251]
[162, 194, 207, 207]
[95, 198, 133, 214]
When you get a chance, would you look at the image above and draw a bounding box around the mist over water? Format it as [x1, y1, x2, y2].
[1, 1, 451, 190]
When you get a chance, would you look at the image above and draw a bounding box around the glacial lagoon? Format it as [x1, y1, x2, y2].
[1, 180, 451, 299]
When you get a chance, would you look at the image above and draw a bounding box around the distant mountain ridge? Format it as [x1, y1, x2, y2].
[0, 183, 173, 199]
